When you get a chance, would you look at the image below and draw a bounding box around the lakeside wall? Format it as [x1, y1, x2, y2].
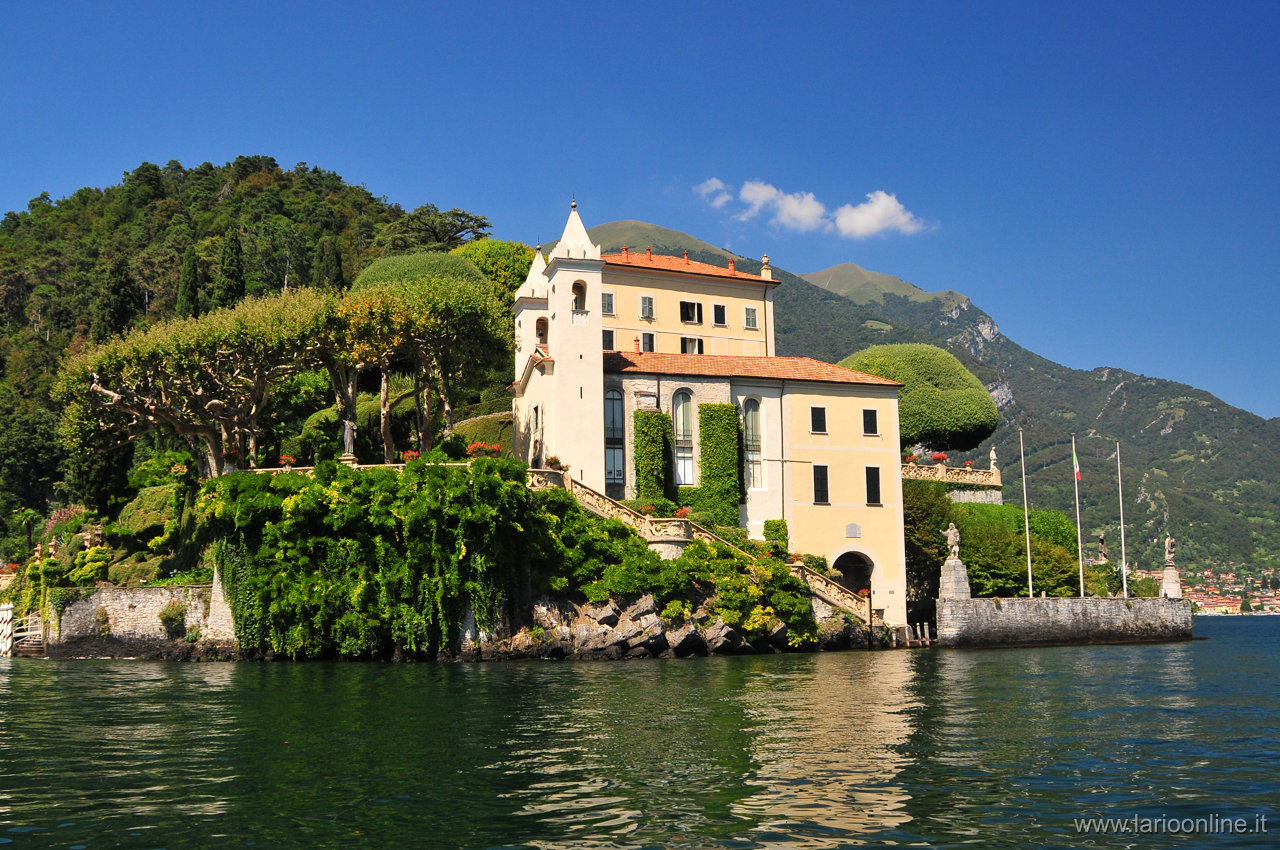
[52, 579, 235, 647]
[936, 597, 1192, 647]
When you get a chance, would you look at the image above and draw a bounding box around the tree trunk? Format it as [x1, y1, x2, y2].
[380, 368, 395, 464]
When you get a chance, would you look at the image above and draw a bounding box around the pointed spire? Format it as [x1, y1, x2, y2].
[550, 200, 600, 261]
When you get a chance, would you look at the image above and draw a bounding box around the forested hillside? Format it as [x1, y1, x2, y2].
[0, 156, 492, 557]
[590, 222, 1280, 571]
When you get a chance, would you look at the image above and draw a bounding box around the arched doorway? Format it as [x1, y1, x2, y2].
[832, 552, 873, 594]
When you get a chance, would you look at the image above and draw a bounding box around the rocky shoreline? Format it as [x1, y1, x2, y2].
[41, 593, 881, 662]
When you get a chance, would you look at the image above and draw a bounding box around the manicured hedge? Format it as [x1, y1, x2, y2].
[633, 409, 673, 502]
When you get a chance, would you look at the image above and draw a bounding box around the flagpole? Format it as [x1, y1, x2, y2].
[1072, 433, 1084, 597]
[1117, 441, 1128, 598]
[1020, 426, 1034, 597]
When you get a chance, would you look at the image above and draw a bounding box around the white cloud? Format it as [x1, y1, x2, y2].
[695, 179, 926, 239]
[833, 190, 925, 238]
[694, 177, 732, 209]
[737, 180, 779, 220]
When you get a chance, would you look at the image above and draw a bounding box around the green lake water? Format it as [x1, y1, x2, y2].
[1, 616, 1276, 848]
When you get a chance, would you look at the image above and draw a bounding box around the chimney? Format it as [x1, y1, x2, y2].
[728, 258, 735, 273]
[683, 250, 689, 263]
[761, 253, 772, 280]
[622, 245, 629, 259]
[634, 336, 641, 353]
[646, 246, 652, 259]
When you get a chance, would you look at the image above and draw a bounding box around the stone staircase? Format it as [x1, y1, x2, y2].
[527, 469, 871, 626]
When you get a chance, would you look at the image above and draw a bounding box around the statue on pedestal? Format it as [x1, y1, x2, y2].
[943, 522, 961, 561]
[1164, 534, 1176, 565]
[1098, 531, 1109, 563]
[938, 522, 970, 600]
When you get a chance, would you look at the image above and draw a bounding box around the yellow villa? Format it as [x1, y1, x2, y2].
[512, 204, 909, 627]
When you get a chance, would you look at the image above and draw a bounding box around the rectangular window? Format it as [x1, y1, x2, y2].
[863, 408, 878, 435]
[744, 306, 759, 330]
[602, 329, 615, 350]
[813, 465, 829, 504]
[640, 295, 655, 319]
[866, 466, 881, 505]
[641, 332, 655, 352]
[681, 337, 704, 354]
[713, 304, 727, 326]
[811, 406, 827, 434]
[601, 292, 615, 315]
[680, 301, 703, 324]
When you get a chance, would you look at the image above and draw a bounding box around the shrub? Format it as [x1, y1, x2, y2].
[94, 606, 110, 638]
[763, 519, 789, 554]
[158, 599, 187, 638]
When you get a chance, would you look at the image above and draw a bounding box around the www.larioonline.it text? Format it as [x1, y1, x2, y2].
[1074, 814, 1267, 835]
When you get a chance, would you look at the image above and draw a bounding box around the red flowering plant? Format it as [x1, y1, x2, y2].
[674, 506, 691, 519]
[963, 460, 974, 467]
[279, 454, 296, 467]
[401, 449, 420, 462]
[466, 442, 501, 458]
[639, 505, 657, 516]
[931, 452, 948, 464]
[904, 454, 919, 464]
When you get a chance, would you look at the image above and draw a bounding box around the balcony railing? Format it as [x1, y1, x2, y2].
[571, 309, 589, 326]
[901, 463, 1001, 487]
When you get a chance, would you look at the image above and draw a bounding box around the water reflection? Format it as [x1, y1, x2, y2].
[1, 619, 1277, 848]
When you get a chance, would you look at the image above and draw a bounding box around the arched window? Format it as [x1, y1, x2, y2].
[535, 317, 548, 345]
[673, 390, 694, 485]
[743, 398, 762, 489]
[604, 389, 624, 498]
[571, 281, 586, 311]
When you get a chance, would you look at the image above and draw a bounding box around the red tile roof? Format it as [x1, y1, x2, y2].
[603, 351, 901, 387]
[602, 247, 774, 283]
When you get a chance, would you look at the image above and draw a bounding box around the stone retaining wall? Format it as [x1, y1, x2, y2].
[936, 597, 1192, 647]
[53, 577, 235, 645]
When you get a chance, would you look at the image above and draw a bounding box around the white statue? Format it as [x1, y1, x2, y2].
[943, 522, 961, 561]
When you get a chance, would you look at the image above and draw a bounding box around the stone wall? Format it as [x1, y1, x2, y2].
[53, 577, 235, 646]
[936, 597, 1192, 647]
[948, 488, 1004, 505]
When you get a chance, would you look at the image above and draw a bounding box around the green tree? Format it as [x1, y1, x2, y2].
[90, 257, 140, 343]
[175, 245, 200, 318]
[210, 229, 246, 309]
[375, 204, 491, 255]
[451, 238, 535, 301]
[57, 290, 332, 476]
[310, 234, 346, 290]
[840, 343, 998, 452]
[902, 480, 954, 604]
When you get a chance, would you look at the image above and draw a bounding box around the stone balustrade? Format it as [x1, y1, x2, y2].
[901, 463, 1001, 487]
[788, 564, 875, 626]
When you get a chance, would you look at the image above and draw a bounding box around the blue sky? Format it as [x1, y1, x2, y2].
[3, 1, 1278, 417]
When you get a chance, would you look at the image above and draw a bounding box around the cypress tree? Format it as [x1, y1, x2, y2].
[90, 256, 139, 342]
[175, 245, 200, 318]
[311, 234, 346, 290]
[210, 229, 246, 309]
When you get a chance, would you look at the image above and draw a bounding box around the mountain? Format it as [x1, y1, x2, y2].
[588, 222, 1280, 571]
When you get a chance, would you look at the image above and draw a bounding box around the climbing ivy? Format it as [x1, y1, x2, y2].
[632, 409, 673, 502]
[202, 458, 540, 658]
[693, 404, 743, 527]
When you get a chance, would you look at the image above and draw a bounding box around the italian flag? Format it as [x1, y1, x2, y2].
[1072, 446, 1081, 481]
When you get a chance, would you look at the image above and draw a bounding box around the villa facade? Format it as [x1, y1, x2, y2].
[512, 205, 909, 626]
